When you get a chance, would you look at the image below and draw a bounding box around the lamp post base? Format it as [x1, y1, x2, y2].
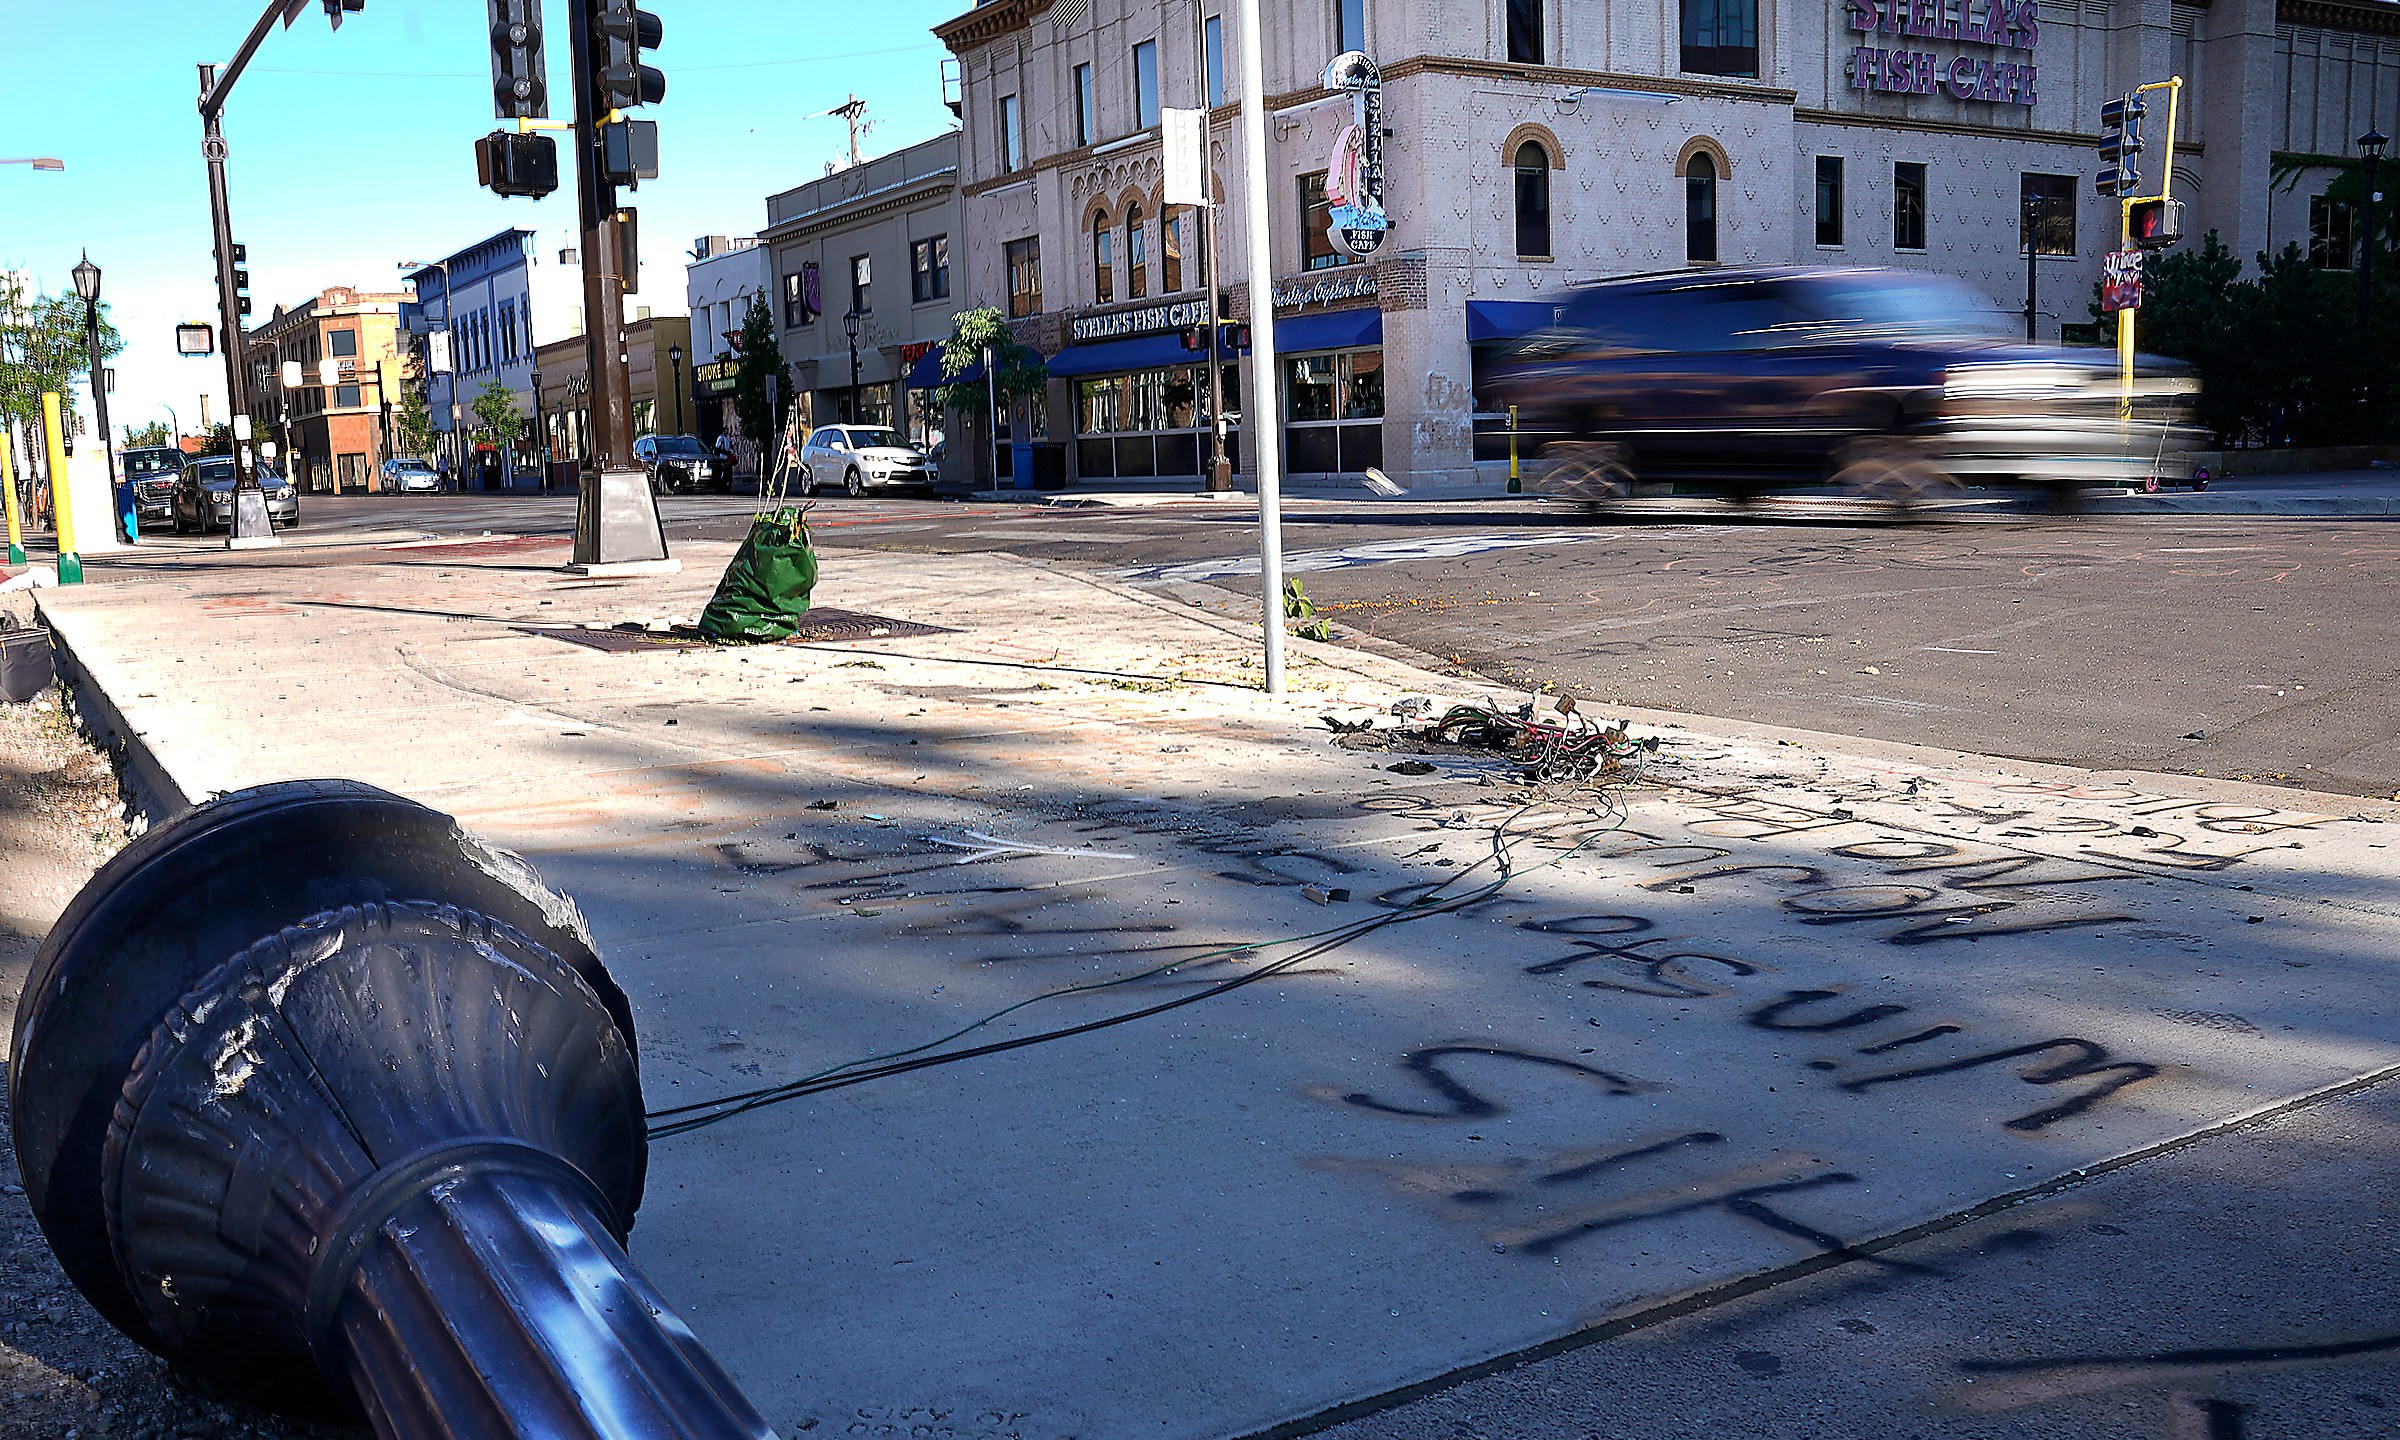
[226, 486, 279, 549]
[570, 467, 671, 570]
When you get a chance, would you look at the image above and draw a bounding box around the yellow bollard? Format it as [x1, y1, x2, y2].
[42, 392, 81, 584]
[1507, 404, 1521, 494]
[1, 426, 24, 566]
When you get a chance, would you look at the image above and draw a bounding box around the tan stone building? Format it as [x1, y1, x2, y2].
[532, 314, 694, 486]
[243, 287, 411, 493]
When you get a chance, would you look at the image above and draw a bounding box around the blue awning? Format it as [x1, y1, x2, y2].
[1043, 333, 1207, 378]
[1466, 299, 1567, 342]
[905, 347, 958, 389]
[1276, 306, 1382, 353]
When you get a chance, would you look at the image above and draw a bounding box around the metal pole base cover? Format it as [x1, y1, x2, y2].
[570, 466, 675, 573]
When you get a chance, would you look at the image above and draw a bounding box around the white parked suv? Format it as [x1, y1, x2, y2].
[799, 425, 936, 497]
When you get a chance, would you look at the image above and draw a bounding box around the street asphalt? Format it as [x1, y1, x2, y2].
[15, 498, 2400, 1440]
[272, 488, 2400, 799]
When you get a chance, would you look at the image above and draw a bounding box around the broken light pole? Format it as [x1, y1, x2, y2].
[10, 781, 776, 1439]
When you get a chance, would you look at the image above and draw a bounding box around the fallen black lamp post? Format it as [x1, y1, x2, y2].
[9, 780, 776, 1439]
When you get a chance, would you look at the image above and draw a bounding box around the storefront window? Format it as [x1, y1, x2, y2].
[1076, 364, 1238, 481]
[1283, 348, 1383, 475]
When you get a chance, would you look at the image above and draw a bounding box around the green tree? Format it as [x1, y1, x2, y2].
[395, 387, 436, 457]
[197, 423, 233, 456]
[122, 420, 173, 449]
[928, 306, 1047, 416]
[0, 272, 123, 442]
[731, 296, 789, 444]
[470, 378, 524, 451]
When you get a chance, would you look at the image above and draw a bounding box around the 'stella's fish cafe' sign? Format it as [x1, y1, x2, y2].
[1844, 0, 2040, 106]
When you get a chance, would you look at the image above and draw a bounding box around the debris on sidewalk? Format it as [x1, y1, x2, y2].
[699, 506, 820, 643]
[1326, 692, 1658, 788]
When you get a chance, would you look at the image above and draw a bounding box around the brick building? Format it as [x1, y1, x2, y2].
[244, 287, 411, 493]
[938, 0, 2400, 491]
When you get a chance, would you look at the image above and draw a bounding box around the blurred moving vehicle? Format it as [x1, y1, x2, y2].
[119, 446, 185, 528]
[379, 457, 442, 493]
[634, 433, 717, 493]
[799, 425, 937, 497]
[170, 456, 300, 533]
[1495, 266, 2200, 509]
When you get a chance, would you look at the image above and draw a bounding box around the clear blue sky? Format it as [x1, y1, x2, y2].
[0, 0, 961, 439]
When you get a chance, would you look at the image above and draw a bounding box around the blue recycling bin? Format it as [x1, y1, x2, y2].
[1011, 440, 1035, 490]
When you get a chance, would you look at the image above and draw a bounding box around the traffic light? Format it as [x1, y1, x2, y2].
[320, 0, 364, 25]
[2095, 95, 2145, 197]
[591, 0, 664, 112]
[476, 131, 560, 199]
[488, 0, 548, 119]
[599, 118, 658, 187]
[2127, 197, 2184, 251]
[229, 242, 251, 318]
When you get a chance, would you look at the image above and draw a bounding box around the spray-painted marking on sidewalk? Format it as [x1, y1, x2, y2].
[1110, 530, 1600, 583]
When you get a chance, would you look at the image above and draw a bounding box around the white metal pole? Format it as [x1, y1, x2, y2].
[1236, 0, 1286, 694]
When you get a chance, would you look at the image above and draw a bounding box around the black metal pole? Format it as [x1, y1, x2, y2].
[2362, 152, 2377, 347]
[82, 299, 116, 495]
[198, 63, 274, 546]
[848, 333, 860, 423]
[1195, 0, 1230, 490]
[2024, 196, 2040, 343]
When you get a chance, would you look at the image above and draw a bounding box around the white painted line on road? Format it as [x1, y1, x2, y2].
[1111, 530, 1597, 584]
[1923, 646, 2002, 655]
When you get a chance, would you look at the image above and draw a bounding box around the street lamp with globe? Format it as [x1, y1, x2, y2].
[2361, 128, 2387, 343]
[70, 253, 119, 523]
[668, 343, 683, 437]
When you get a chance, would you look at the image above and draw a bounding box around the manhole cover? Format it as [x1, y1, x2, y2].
[521, 607, 955, 653]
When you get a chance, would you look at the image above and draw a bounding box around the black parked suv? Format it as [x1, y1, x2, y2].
[1495, 266, 2199, 508]
[120, 446, 186, 527]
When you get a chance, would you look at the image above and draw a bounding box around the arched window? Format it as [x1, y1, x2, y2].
[1685, 153, 1718, 264]
[1513, 142, 1551, 259]
[1161, 205, 1187, 291]
[1092, 210, 1115, 304]
[1126, 200, 1149, 299]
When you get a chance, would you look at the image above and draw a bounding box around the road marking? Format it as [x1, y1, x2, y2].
[1111, 530, 1596, 583]
[1923, 646, 2002, 655]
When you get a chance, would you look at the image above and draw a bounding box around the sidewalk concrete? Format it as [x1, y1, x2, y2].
[27, 532, 2400, 1439]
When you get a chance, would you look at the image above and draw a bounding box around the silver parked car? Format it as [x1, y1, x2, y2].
[799, 425, 936, 497]
[380, 457, 442, 493]
[172, 456, 299, 533]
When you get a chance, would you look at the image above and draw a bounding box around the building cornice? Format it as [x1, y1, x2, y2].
[2279, 0, 2400, 33]
[1383, 56, 1798, 105]
[934, 0, 1054, 53]
[761, 169, 958, 244]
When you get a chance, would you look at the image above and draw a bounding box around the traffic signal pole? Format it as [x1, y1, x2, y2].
[2117, 76, 2182, 418]
[565, 0, 673, 571]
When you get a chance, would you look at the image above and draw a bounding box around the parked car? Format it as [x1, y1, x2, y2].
[119, 446, 185, 527]
[380, 457, 442, 493]
[634, 433, 716, 493]
[799, 425, 937, 497]
[1494, 266, 2200, 508]
[171, 456, 299, 533]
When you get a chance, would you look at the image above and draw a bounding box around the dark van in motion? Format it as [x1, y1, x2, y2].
[1495, 266, 2198, 508]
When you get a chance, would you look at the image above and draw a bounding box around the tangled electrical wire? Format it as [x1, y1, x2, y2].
[644, 786, 1634, 1141]
[1328, 696, 1660, 792]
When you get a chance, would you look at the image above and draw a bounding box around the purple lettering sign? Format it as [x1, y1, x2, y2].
[1843, 0, 2038, 104]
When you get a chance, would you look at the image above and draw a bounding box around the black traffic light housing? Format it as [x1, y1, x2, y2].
[592, 0, 665, 112]
[2095, 95, 2145, 197]
[488, 0, 548, 119]
[600, 118, 658, 187]
[2127, 197, 2184, 251]
[476, 130, 560, 199]
[320, 0, 364, 26]
[228, 242, 251, 318]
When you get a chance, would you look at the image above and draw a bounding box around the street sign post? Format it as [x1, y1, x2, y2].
[2100, 249, 2143, 313]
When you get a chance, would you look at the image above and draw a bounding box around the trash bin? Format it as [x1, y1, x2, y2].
[1010, 440, 1036, 490]
[1030, 440, 1069, 489]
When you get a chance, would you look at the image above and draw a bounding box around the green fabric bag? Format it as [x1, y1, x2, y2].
[699, 508, 819, 643]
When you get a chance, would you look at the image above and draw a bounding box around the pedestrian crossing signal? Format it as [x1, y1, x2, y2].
[2127, 197, 2183, 251]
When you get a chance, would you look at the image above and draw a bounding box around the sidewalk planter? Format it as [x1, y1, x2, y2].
[0, 626, 53, 702]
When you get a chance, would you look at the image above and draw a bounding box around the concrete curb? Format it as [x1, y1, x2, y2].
[36, 601, 191, 821]
[2087, 491, 2400, 516]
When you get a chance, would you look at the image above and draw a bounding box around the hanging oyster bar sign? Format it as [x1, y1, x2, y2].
[1844, 0, 2040, 106]
[1322, 51, 1389, 258]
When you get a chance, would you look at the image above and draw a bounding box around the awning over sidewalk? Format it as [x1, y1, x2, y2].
[1042, 334, 1204, 378]
[1465, 299, 1569, 342]
[1277, 306, 1382, 353]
